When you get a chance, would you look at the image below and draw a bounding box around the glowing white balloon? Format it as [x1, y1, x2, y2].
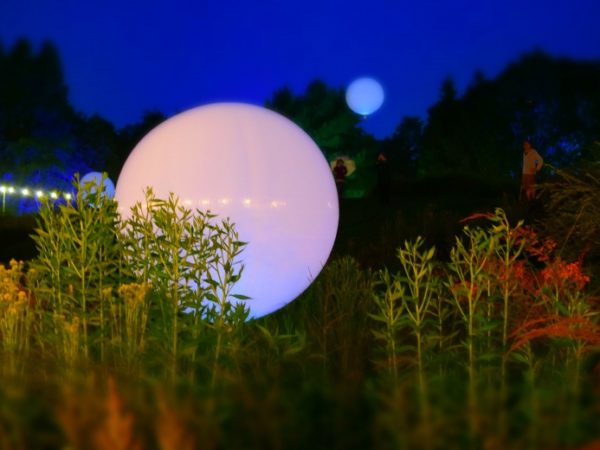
[345, 77, 385, 116]
[80, 171, 115, 199]
[115, 103, 339, 318]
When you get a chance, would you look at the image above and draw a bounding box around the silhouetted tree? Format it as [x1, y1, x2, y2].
[265, 80, 376, 158]
[380, 116, 423, 178]
[416, 51, 600, 182]
[0, 39, 113, 194]
[419, 78, 464, 176]
[497, 51, 600, 168]
[30, 41, 72, 137]
[266, 80, 380, 197]
[73, 114, 117, 176]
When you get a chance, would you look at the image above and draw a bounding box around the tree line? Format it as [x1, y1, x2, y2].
[1, 38, 599, 194]
[0, 38, 165, 193]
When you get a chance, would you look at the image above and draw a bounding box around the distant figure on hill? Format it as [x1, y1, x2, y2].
[376, 152, 391, 204]
[333, 158, 348, 199]
[522, 139, 544, 201]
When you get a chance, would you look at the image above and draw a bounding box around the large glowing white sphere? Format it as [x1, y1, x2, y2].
[80, 171, 115, 199]
[345, 77, 385, 116]
[115, 103, 339, 318]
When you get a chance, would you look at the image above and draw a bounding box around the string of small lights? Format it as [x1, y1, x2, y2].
[0, 183, 72, 213]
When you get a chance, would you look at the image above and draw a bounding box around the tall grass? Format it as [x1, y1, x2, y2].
[369, 208, 599, 449]
[0, 189, 598, 449]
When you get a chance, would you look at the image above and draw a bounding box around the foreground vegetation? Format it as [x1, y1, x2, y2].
[0, 177, 599, 450]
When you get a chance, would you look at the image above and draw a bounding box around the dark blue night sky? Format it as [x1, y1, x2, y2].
[1, 0, 599, 138]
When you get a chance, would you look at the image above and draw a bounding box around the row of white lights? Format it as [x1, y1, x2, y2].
[1, 184, 289, 209]
[0, 184, 72, 200]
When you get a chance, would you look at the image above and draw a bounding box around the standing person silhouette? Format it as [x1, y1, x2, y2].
[522, 139, 544, 201]
[333, 158, 348, 199]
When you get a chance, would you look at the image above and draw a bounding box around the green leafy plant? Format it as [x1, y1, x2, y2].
[294, 256, 374, 379]
[3, 196, 599, 450]
[118, 188, 249, 381]
[396, 237, 438, 410]
[447, 224, 493, 407]
[29, 179, 249, 379]
[371, 267, 404, 383]
[31, 173, 121, 363]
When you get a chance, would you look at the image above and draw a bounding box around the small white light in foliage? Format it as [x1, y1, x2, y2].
[80, 171, 116, 199]
[115, 103, 339, 319]
[345, 77, 385, 116]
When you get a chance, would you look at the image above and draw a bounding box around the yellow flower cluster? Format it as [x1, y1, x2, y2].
[0, 259, 30, 353]
[0, 260, 21, 297]
[52, 313, 80, 335]
[118, 283, 149, 308]
[64, 316, 80, 336]
[0, 259, 28, 307]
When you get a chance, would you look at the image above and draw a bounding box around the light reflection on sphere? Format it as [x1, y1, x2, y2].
[345, 77, 385, 116]
[115, 103, 339, 318]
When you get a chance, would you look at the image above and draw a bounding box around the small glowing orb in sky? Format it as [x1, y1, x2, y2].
[115, 103, 339, 318]
[345, 77, 385, 116]
[80, 171, 115, 199]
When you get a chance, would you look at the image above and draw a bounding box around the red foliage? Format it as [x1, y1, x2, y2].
[459, 212, 495, 223]
[509, 314, 600, 354]
[575, 440, 600, 450]
[511, 260, 538, 295]
[539, 257, 591, 292]
[449, 280, 479, 302]
[512, 225, 557, 263]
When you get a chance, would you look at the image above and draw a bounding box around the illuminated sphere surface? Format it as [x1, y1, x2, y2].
[80, 171, 115, 199]
[345, 77, 385, 116]
[115, 103, 339, 318]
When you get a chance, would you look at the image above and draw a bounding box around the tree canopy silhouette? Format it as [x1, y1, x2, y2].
[2, 40, 600, 206]
[265, 80, 377, 159]
[414, 51, 600, 181]
[0, 38, 166, 200]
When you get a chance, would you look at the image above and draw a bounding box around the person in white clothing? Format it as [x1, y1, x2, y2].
[522, 140, 544, 201]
